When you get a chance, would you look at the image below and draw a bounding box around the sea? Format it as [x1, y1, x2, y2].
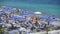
[0, 0, 60, 18]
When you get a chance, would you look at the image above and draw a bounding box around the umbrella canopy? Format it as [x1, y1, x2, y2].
[10, 16, 27, 21]
[40, 16, 57, 22]
[20, 10, 29, 16]
[2, 7, 14, 14]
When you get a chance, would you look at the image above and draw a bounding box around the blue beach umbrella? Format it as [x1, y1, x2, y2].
[40, 16, 48, 21]
[3, 7, 13, 13]
[10, 16, 17, 20]
[45, 17, 57, 25]
[45, 17, 57, 22]
[0, 12, 8, 18]
[20, 11, 29, 16]
[10, 16, 27, 21]
[40, 16, 57, 22]
[50, 17, 57, 22]
[40, 16, 57, 25]
[16, 17, 27, 21]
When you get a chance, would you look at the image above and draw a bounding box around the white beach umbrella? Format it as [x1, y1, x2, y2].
[34, 12, 42, 15]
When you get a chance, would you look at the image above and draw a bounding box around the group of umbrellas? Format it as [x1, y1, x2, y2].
[0, 6, 58, 34]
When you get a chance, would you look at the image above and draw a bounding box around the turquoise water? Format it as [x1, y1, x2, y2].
[0, 1, 60, 18]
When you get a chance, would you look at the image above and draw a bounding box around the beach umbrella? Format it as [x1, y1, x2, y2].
[10, 16, 17, 20]
[2, 7, 13, 13]
[20, 10, 29, 16]
[45, 17, 57, 22]
[40, 16, 48, 21]
[49, 17, 57, 22]
[40, 16, 57, 25]
[0, 12, 8, 18]
[16, 17, 27, 21]
[40, 16, 57, 22]
[10, 16, 27, 21]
